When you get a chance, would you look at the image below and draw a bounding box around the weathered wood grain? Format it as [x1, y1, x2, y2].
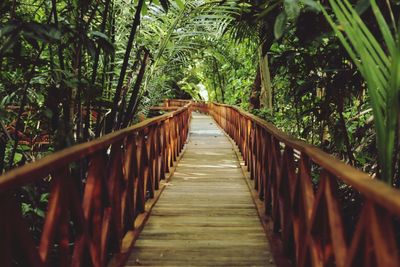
[125, 113, 275, 267]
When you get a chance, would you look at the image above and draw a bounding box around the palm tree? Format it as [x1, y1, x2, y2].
[321, 0, 400, 184]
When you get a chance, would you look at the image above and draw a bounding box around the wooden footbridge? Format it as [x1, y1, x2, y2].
[1, 99, 400, 267]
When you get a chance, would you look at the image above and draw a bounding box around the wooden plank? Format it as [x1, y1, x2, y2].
[125, 113, 275, 267]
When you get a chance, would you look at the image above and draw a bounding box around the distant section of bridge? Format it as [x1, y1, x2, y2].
[125, 113, 274, 266]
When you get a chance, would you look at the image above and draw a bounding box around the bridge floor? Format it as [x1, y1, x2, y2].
[125, 113, 275, 266]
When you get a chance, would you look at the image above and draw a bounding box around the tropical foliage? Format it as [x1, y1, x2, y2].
[321, 0, 400, 184]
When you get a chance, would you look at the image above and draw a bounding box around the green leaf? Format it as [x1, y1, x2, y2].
[321, 0, 400, 184]
[355, 0, 371, 15]
[0, 24, 17, 38]
[370, 0, 396, 55]
[175, 0, 185, 10]
[90, 31, 109, 40]
[90, 31, 114, 54]
[274, 12, 287, 39]
[14, 152, 23, 162]
[24, 23, 60, 43]
[284, 0, 300, 20]
[142, 1, 148, 15]
[21, 203, 32, 215]
[300, 0, 320, 11]
[19, 145, 30, 151]
[0, 33, 18, 55]
[40, 193, 49, 203]
[35, 208, 45, 218]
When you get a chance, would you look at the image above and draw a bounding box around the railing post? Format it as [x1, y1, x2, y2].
[122, 135, 136, 231]
[106, 140, 125, 254]
[136, 132, 147, 213]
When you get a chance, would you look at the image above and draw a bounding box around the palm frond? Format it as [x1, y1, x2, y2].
[320, 0, 400, 184]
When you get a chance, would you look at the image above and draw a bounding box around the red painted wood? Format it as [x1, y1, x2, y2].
[2, 99, 400, 267]
[0, 103, 191, 267]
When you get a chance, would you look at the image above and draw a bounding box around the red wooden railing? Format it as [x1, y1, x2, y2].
[0, 103, 191, 267]
[208, 102, 400, 267]
[164, 99, 208, 113]
[3, 98, 400, 267]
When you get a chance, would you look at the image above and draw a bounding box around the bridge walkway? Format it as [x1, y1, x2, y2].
[125, 113, 275, 266]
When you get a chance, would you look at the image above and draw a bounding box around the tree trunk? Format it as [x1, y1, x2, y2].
[8, 42, 47, 168]
[259, 46, 273, 109]
[84, 0, 112, 141]
[121, 49, 150, 128]
[249, 67, 261, 110]
[107, 0, 145, 133]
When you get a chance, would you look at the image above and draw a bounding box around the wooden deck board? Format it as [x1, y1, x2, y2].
[125, 113, 275, 267]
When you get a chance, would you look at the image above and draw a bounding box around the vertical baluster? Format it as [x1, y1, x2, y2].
[154, 124, 163, 186]
[241, 118, 247, 163]
[152, 125, 160, 191]
[264, 134, 273, 215]
[0, 196, 12, 265]
[245, 118, 250, 166]
[245, 119, 251, 171]
[175, 117, 180, 155]
[276, 147, 296, 257]
[164, 120, 171, 173]
[0, 193, 43, 267]
[70, 151, 105, 267]
[146, 126, 156, 197]
[53, 168, 76, 267]
[235, 110, 239, 144]
[291, 154, 314, 265]
[271, 138, 282, 232]
[255, 126, 262, 194]
[306, 171, 346, 267]
[122, 135, 137, 231]
[260, 129, 267, 202]
[254, 124, 260, 183]
[106, 140, 125, 254]
[169, 118, 174, 163]
[174, 116, 179, 158]
[142, 129, 152, 199]
[250, 123, 256, 180]
[242, 116, 246, 157]
[160, 121, 168, 176]
[230, 109, 233, 137]
[134, 133, 145, 214]
[180, 113, 185, 150]
[177, 115, 182, 152]
[168, 118, 173, 168]
[39, 168, 68, 264]
[170, 118, 176, 163]
[58, 186, 70, 267]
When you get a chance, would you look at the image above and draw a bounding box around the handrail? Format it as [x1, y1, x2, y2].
[208, 101, 400, 267]
[3, 98, 400, 267]
[0, 103, 191, 266]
